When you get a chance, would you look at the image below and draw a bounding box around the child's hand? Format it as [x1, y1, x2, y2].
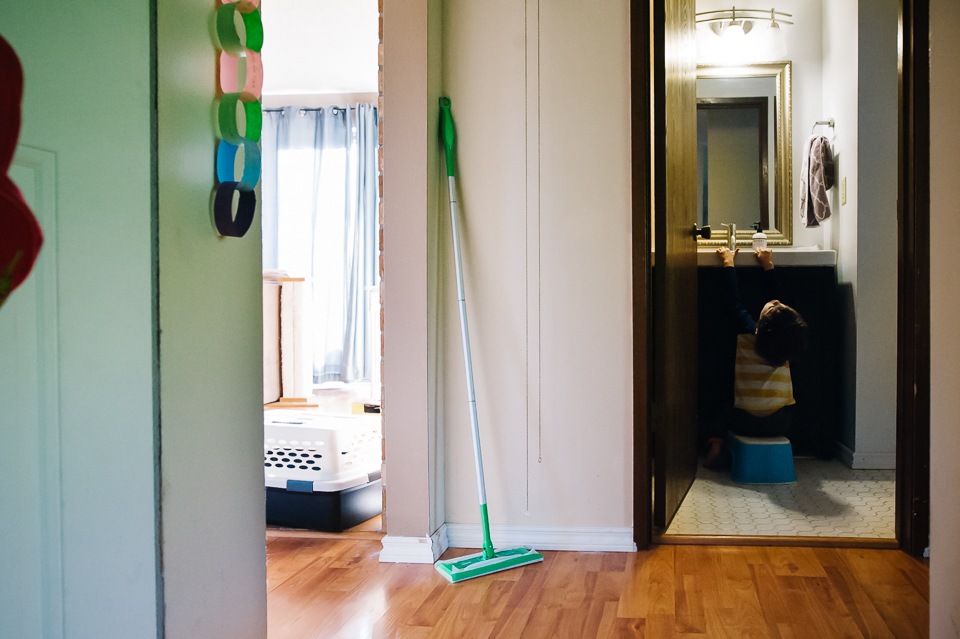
[717, 247, 739, 267]
[754, 248, 774, 270]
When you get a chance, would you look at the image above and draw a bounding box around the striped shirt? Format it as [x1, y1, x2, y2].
[734, 333, 795, 414]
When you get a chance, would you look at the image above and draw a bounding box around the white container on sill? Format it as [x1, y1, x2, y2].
[752, 222, 767, 251]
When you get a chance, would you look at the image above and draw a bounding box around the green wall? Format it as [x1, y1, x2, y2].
[1, 1, 270, 636]
[156, 0, 268, 635]
[0, 1, 159, 637]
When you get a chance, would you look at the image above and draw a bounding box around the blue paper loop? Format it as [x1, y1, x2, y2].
[216, 138, 260, 191]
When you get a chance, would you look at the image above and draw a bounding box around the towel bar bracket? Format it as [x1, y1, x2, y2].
[811, 118, 836, 134]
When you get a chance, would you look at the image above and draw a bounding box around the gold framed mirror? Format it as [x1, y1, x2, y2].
[695, 61, 792, 246]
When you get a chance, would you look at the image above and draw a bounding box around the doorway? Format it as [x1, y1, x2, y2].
[256, 0, 384, 542]
[634, 0, 929, 553]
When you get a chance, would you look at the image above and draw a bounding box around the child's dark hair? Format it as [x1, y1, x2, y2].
[755, 304, 808, 367]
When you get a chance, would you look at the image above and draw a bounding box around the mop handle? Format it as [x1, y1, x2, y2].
[440, 97, 495, 559]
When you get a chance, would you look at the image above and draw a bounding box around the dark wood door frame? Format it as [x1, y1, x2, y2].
[895, 0, 930, 558]
[630, 0, 653, 551]
[632, 0, 932, 554]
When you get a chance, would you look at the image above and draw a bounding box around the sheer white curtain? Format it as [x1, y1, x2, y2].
[261, 104, 379, 383]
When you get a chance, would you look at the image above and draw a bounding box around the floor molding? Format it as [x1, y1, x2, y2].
[442, 523, 637, 553]
[655, 534, 899, 550]
[379, 528, 447, 564]
[836, 441, 897, 469]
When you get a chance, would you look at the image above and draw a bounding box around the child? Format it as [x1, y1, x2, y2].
[704, 247, 809, 468]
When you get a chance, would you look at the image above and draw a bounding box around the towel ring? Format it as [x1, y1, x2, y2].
[811, 118, 835, 135]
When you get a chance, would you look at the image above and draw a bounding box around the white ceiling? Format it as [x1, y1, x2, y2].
[259, 0, 379, 96]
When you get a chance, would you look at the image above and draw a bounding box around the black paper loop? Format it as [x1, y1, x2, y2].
[214, 181, 256, 237]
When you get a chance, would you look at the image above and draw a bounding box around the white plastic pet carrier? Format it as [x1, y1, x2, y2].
[264, 411, 381, 492]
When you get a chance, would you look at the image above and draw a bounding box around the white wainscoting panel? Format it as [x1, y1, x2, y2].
[0, 145, 62, 639]
[442, 524, 636, 553]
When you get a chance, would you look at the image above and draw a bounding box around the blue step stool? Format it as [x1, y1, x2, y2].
[727, 432, 796, 484]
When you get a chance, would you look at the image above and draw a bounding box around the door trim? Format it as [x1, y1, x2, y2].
[895, 0, 931, 558]
[10, 145, 64, 637]
[630, 0, 653, 551]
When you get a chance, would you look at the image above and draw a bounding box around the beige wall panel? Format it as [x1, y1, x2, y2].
[929, 0, 960, 632]
[442, 0, 632, 528]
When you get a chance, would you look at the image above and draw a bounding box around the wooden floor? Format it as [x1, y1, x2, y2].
[266, 536, 929, 638]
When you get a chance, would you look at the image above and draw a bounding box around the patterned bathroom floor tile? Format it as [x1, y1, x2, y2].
[664, 458, 896, 538]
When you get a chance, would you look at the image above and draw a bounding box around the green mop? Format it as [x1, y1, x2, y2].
[434, 97, 544, 584]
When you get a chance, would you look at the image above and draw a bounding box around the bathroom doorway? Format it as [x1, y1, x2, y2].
[634, 0, 929, 552]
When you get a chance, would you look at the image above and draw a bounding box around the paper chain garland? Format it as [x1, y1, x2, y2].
[212, 0, 263, 237]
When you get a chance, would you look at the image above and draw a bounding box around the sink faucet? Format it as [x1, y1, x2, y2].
[721, 223, 737, 250]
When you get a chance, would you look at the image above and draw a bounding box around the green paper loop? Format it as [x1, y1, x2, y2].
[215, 3, 243, 55]
[215, 4, 262, 54]
[242, 10, 264, 53]
[244, 101, 262, 142]
[218, 93, 262, 144]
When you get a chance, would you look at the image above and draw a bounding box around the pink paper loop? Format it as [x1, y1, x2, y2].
[219, 49, 263, 102]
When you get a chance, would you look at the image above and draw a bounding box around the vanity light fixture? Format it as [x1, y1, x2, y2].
[696, 7, 792, 62]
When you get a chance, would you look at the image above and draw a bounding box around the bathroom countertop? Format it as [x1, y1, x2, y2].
[697, 247, 837, 267]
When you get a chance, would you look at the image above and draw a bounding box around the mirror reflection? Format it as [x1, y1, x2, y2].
[696, 63, 792, 246]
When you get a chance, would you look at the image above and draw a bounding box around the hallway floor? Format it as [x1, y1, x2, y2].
[265, 537, 928, 638]
[665, 459, 896, 538]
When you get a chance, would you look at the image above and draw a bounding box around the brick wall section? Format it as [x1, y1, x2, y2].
[378, 0, 386, 529]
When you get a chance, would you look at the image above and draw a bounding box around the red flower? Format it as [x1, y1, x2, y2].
[0, 34, 43, 308]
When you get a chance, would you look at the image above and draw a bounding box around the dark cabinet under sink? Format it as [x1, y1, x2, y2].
[697, 266, 840, 458]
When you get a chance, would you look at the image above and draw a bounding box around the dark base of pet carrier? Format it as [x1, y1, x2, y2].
[266, 479, 382, 532]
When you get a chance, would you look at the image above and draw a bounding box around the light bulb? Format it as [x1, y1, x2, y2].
[761, 21, 788, 60]
[724, 20, 746, 42]
[722, 20, 748, 63]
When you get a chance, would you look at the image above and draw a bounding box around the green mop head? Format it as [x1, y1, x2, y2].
[435, 546, 544, 583]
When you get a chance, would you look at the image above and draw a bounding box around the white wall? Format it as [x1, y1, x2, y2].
[930, 0, 960, 632]
[822, 0, 860, 455]
[697, 0, 825, 249]
[441, 0, 633, 537]
[156, 0, 268, 635]
[823, 0, 899, 467]
[0, 4, 160, 638]
[260, 0, 379, 97]
[851, 0, 899, 467]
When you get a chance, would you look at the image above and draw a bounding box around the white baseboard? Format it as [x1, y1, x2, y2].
[379, 527, 448, 564]
[442, 523, 637, 553]
[836, 441, 896, 469]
